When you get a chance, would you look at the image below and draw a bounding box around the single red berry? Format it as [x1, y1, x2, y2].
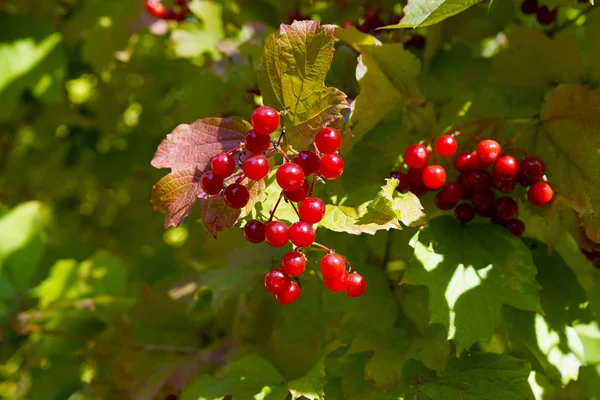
[454, 152, 472, 173]
[276, 162, 305, 191]
[200, 171, 224, 195]
[223, 184, 250, 209]
[281, 251, 306, 276]
[364, 9, 383, 30]
[492, 175, 517, 193]
[245, 130, 271, 154]
[346, 273, 367, 297]
[521, 0, 538, 14]
[289, 221, 316, 248]
[145, 0, 166, 18]
[265, 221, 289, 248]
[320, 253, 346, 278]
[404, 144, 429, 169]
[288, 9, 302, 23]
[251, 106, 279, 135]
[299, 197, 326, 224]
[164, 9, 186, 21]
[211, 153, 236, 177]
[519, 157, 546, 186]
[407, 167, 428, 196]
[476, 140, 502, 165]
[276, 281, 301, 305]
[435, 182, 465, 210]
[244, 220, 265, 243]
[405, 34, 427, 50]
[503, 219, 525, 237]
[494, 155, 520, 179]
[468, 151, 488, 171]
[390, 171, 410, 192]
[319, 154, 344, 180]
[471, 190, 495, 217]
[264, 269, 291, 294]
[315, 127, 342, 154]
[324, 270, 349, 292]
[284, 180, 309, 203]
[435, 135, 458, 157]
[356, 23, 368, 33]
[293, 150, 319, 176]
[536, 5, 557, 25]
[422, 165, 446, 190]
[527, 182, 553, 206]
[494, 197, 518, 221]
[465, 171, 491, 192]
[243, 155, 270, 181]
[164, 395, 178, 400]
[388, 13, 402, 25]
[341, 21, 353, 28]
[454, 203, 475, 222]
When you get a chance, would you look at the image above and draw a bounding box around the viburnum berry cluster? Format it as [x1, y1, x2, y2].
[390, 134, 555, 237]
[145, 0, 190, 21]
[201, 105, 366, 305]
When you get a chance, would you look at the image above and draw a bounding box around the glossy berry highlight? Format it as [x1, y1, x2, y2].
[319, 154, 344, 180]
[299, 197, 326, 224]
[315, 127, 342, 154]
[264, 269, 291, 294]
[476, 140, 502, 165]
[527, 182, 553, 206]
[276, 281, 301, 305]
[324, 271, 349, 292]
[320, 253, 346, 278]
[281, 251, 306, 276]
[244, 220, 265, 243]
[289, 221, 316, 248]
[346, 273, 367, 297]
[404, 144, 429, 169]
[251, 106, 279, 135]
[245, 130, 271, 154]
[243, 155, 270, 181]
[265, 221, 289, 248]
[293, 150, 319, 176]
[211, 153, 236, 177]
[276, 162, 305, 191]
[223, 184, 250, 209]
[422, 165, 446, 190]
[200, 171, 224, 195]
[435, 135, 457, 157]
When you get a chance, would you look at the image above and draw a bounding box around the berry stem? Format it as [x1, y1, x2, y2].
[309, 175, 318, 197]
[550, 5, 595, 35]
[275, 126, 286, 148]
[226, 144, 244, 156]
[502, 145, 529, 157]
[310, 242, 331, 253]
[268, 193, 284, 222]
[289, 200, 301, 219]
[277, 147, 291, 162]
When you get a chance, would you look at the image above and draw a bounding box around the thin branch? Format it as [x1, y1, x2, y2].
[550, 4, 596, 35]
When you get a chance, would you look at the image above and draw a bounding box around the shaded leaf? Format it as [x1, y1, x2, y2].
[289, 341, 344, 400]
[394, 0, 484, 28]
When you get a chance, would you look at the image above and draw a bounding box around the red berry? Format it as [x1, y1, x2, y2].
[145, 0, 166, 18]
[492, 175, 517, 193]
[390, 171, 409, 192]
[265, 221, 289, 248]
[476, 140, 502, 165]
[494, 197, 518, 221]
[435, 182, 465, 210]
[164, 9, 186, 21]
[200, 171, 224, 195]
[468, 151, 488, 171]
[289, 221, 316, 248]
[407, 167, 428, 196]
[315, 127, 342, 154]
[223, 184, 250, 209]
[211, 153, 236, 177]
[341, 21, 353, 28]
[422, 165, 446, 190]
[521, 0, 538, 15]
[299, 197, 326, 224]
[293, 150, 319, 176]
[404, 144, 429, 169]
[389, 14, 402, 25]
[454, 152, 472, 173]
[519, 157, 546, 186]
[288, 9, 302, 23]
[320, 253, 346, 278]
[281, 251, 306, 276]
[319, 154, 344, 180]
[465, 170, 492, 192]
[405, 34, 427, 50]
[251, 106, 279, 135]
[264, 269, 291, 294]
[164, 395, 178, 400]
[454, 203, 475, 223]
[276, 162, 305, 191]
[346, 273, 367, 297]
[284, 180, 309, 203]
[324, 270, 349, 292]
[527, 182, 553, 206]
[276, 281, 301, 305]
[503, 219, 525, 237]
[244, 219, 265, 243]
[364, 9, 383, 30]
[243, 155, 270, 181]
[471, 190, 495, 217]
[494, 155, 520, 179]
[245, 130, 271, 154]
[536, 5, 557, 25]
[435, 135, 457, 157]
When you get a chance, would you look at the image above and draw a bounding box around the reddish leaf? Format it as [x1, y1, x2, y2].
[151, 118, 250, 228]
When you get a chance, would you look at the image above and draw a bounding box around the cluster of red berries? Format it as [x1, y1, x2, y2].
[390, 134, 554, 237]
[201, 105, 366, 304]
[145, 0, 190, 21]
[521, 0, 588, 25]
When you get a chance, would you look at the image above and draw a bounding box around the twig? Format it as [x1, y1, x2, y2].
[289, 200, 301, 218]
[550, 5, 596, 35]
[268, 193, 284, 222]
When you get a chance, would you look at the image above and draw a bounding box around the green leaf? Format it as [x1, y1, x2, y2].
[407, 352, 534, 400]
[288, 341, 344, 400]
[257, 21, 349, 149]
[0, 201, 47, 295]
[347, 329, 410, 388]
[171, 1, 224, 60]
[320, 179, 424, 235]
[394, 0, 485, 28]
[404, 216, 542, 353]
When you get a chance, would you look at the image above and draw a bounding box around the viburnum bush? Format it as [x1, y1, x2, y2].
[2, 1, 600, 400]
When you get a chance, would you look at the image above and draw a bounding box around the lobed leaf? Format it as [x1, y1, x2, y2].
[392, 0, 485, 28]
